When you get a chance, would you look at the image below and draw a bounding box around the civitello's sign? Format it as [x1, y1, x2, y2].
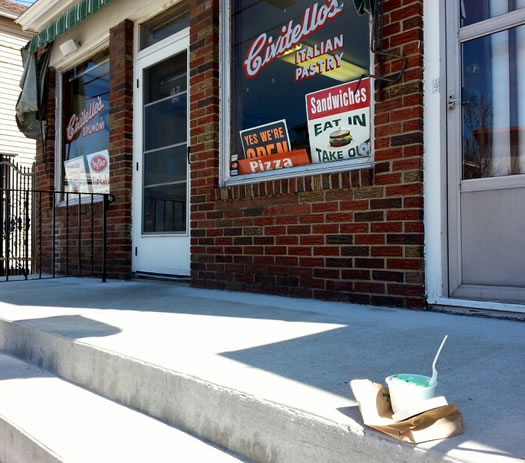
[66, 96, 105, 142]
[243, 0, 344, 79]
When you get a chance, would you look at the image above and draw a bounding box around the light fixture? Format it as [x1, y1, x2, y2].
[59, 39, 80, 57]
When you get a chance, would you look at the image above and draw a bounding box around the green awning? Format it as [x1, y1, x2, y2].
[27, 0, 112, 52]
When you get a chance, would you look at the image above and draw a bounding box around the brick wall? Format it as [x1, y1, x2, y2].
[34, 19, 133, 279]
[35, 2, 425, 306]
[189, 0, 425, 308]
[107, 19, 134, 278]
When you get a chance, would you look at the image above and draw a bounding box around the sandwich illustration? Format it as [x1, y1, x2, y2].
[329, 129, 352, 147]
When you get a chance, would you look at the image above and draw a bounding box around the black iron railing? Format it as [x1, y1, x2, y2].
[1, 154, 34, 279]
[1, 189, 113, 282]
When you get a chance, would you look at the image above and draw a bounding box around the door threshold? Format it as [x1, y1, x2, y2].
[428, 297, 525, 320]
[134, 271, 190, 283]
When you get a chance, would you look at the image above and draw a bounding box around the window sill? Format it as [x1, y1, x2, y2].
[223, 158, 373, 187]
[216, 162, 374, 202]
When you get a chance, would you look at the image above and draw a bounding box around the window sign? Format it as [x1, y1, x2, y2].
[306, 77, 370, 163]
[62, 54, 110, 194]
[234, 119, 311, 175]
[63, 157, 89, 194]
[86, 150, 110, 193]
[228, 0, 371, 182]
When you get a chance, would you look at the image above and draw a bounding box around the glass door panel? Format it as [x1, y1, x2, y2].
[461, 0, 525, 27]
[142, 52, 188, 234]
[462, 25, 525, 179]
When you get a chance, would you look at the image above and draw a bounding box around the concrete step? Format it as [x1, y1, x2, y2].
[0, 305, 451, 463]
[0, 353, 248, 463]
[1, 278, 523, 463]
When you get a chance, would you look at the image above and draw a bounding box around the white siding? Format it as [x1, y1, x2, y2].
[0, 17, 35, 166]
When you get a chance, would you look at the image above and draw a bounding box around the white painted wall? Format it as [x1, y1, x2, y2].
[423, 0, 446, 302]
[0, 16, 35, 165]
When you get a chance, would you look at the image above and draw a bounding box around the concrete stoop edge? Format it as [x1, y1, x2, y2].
[0, 412, 63, 463]
[0, 317, 463, 463]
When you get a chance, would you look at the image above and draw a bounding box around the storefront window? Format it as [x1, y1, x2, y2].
[226, 0, 371, 182]
[62, 53, 110, 194]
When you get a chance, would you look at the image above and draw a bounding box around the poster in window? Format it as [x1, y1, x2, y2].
[305, 77, 371, 164]
[86, 150, 110, 194]
[235, 120, 310, 175]
[64, 157, 90, 194]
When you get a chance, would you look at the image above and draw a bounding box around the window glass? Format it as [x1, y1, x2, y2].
[62, 53, 110, 194]
[229, 0, 371, 181]
[461, 0, 525, 27]
[140, 2, 189, 50]
[462, 25, 525, 178]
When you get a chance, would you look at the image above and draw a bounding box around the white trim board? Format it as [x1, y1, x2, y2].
[423, 0, 447, 303]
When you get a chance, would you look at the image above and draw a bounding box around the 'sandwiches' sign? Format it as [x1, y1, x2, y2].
[305, 77, 371, 164]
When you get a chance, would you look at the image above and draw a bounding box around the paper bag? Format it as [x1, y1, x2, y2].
[350, 379, 463, 444]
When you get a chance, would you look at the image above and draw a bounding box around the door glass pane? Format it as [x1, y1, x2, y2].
[144, 145, 187, 186]
[144, 98, 187, 151]
[142, 51, 187, 234]
[462, 25, 525, 179]
[461, 0, 525, 27]
[143, 53, 187, 104]
[144, 183, 187, 233]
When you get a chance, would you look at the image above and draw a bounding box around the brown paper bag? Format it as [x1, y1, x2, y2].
[350, 379, 463, 444]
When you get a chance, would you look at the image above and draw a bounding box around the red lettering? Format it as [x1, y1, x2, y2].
[243, 0, 344, 78]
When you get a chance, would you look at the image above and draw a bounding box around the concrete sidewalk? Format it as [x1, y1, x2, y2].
[0, 277, 523, 462]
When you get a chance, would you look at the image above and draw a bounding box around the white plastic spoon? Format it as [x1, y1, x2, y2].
[428, 335, 448, 387]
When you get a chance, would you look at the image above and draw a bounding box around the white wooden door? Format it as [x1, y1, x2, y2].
[132, 33, 190, 277]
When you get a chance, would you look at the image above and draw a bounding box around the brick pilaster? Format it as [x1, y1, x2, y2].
[108, 19, 134, 278]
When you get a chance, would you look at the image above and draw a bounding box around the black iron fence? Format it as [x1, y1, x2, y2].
[0, 154, 34, 278]
[1, 189, 113, 282]
[1, 154, 113, 282]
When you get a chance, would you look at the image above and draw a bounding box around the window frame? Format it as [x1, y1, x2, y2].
[54, 44, 110, 206]
[219, 0, 375, 187]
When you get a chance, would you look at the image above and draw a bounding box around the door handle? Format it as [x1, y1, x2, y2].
[448, 95, 461, 110]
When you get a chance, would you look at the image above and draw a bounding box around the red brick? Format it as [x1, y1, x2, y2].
[312, 224, 339, 234]
[289, 247, 312, 256]
[356, 234, 386, 245]
[341, 224, 369, 233]
[300, 236, 325, 245]
[314, 247, 340, 256]
[387, 259, 423, 270]
[386, 184, 422, 196]
[372, 222, 403, 233]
